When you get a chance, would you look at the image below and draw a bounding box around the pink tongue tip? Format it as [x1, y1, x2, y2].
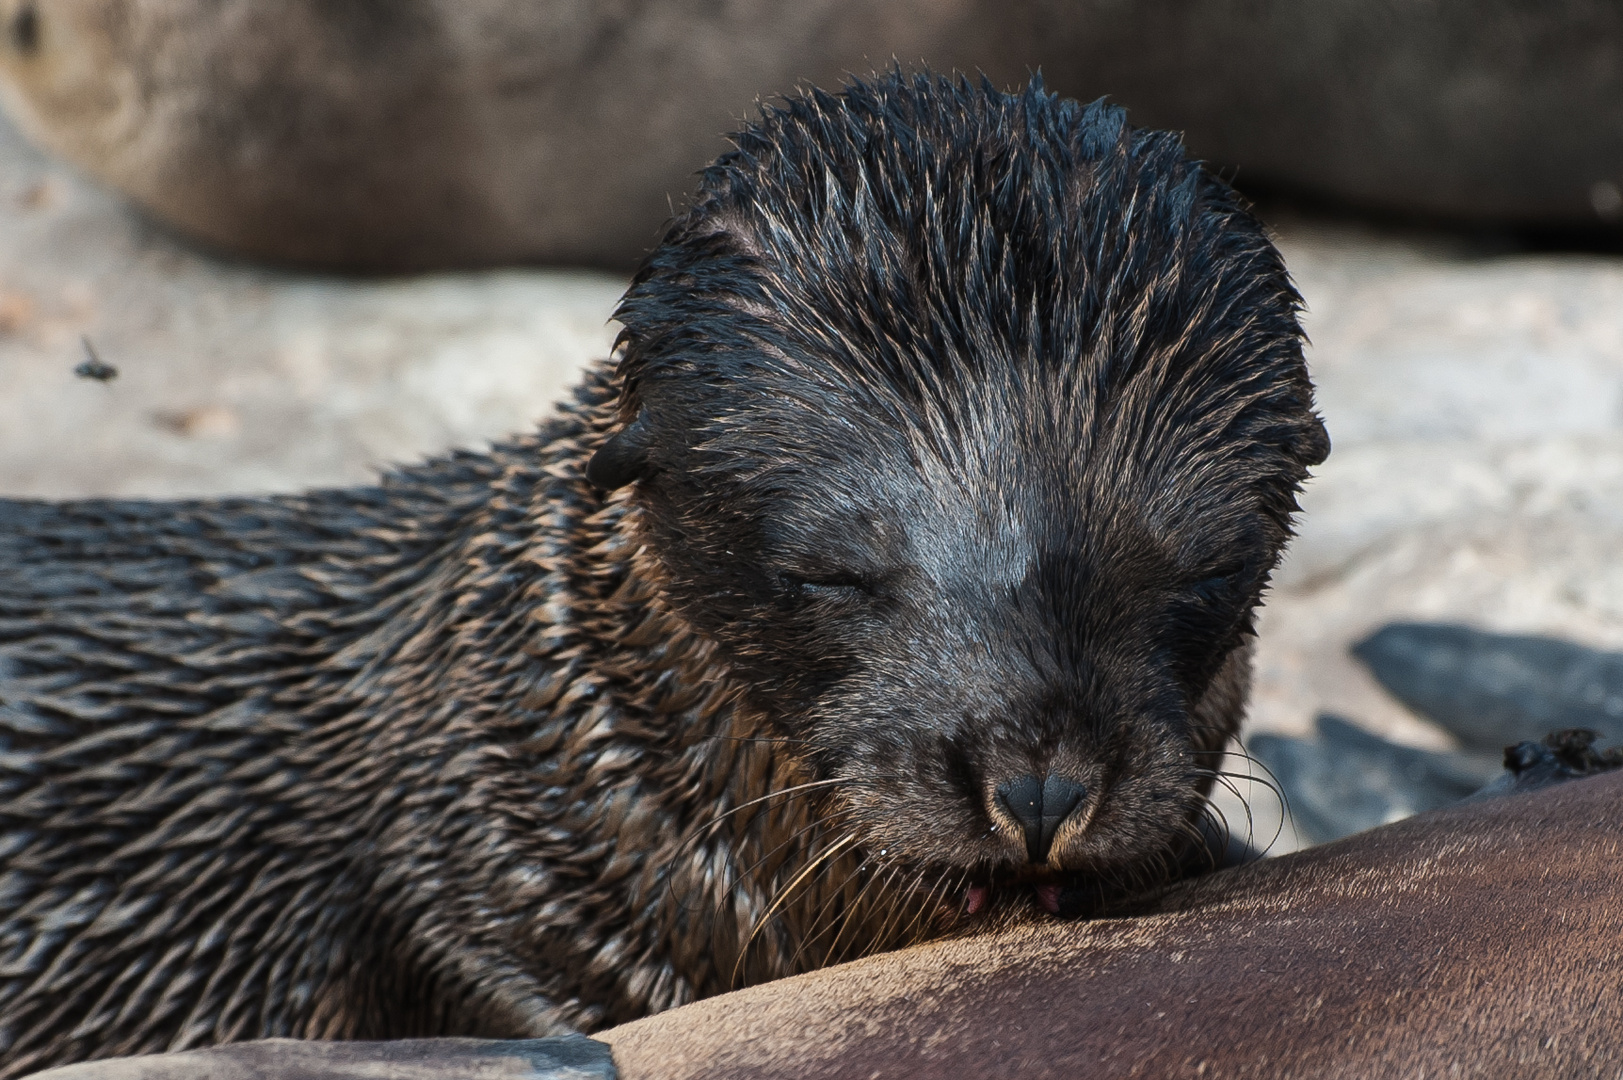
[1035, 884, 1063, 914]
[966, 885, 990, 915]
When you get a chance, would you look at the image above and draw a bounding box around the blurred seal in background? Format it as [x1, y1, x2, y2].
[0, 0, 1003, 269]
[1, 0, 1620, 271]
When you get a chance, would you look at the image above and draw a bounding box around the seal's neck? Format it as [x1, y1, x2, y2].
[433, 374, 944, 1026]
[335, 368, 947, 1032]
[508, 490, 913, 1019]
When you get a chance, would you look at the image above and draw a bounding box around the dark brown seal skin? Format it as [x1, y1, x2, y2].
[0, 72, 1326, 1076]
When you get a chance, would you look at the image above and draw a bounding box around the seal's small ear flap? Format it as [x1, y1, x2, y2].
[1293, 413, 1331, 467]
[587, 412, 653, 490]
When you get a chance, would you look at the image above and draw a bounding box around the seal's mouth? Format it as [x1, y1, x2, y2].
[961, 865, 1079, 917]
[964, 881, 1063, 915]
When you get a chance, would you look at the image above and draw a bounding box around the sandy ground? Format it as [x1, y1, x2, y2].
[4, 111, 1622, 850]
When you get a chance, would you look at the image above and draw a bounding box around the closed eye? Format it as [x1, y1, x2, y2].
[1190, 575, 1237, 603]
[779, 572, 875, 600]
[1186, 562, 1251, 606]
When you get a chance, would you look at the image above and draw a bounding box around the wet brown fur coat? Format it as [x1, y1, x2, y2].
[0, 367, 911, 1073]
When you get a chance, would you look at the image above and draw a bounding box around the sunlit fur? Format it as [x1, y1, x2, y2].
[0, 71, 1324, 1075]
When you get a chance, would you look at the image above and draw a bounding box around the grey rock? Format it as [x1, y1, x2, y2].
[1468, 728, 1623, 802]
[1248, 713, 1500, 844]
[23, 1036, 615, 1080]
[1353, 622, 1623, 753]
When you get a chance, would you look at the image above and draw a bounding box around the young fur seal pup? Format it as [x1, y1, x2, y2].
[0, 71, 1328, 1075]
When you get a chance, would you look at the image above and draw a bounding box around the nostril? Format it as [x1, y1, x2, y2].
[995, 774, 1043, 860]
[995, 773, 1086, 863]
[1039, 774, 1086, 855]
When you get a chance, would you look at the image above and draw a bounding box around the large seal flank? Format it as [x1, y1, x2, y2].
[0, 71, 1327, 1076]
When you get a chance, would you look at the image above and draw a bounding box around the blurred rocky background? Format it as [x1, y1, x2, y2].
[2, 0, 1622, 853]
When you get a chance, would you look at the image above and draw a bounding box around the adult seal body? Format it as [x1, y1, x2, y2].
[0, 72, 1328, 1076]
[4, 0, 1621, 271]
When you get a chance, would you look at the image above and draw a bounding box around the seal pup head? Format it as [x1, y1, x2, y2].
[598, 71, 1328, 917]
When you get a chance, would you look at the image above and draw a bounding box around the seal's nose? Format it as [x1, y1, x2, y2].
[996, 774, 1087, 863]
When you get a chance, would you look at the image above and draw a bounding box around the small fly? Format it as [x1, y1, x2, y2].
[74, 336, 118, 382]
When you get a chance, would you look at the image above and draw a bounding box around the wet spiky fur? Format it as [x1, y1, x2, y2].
[0, 71, 1325, 1075]
[0, 374, 909, 1074]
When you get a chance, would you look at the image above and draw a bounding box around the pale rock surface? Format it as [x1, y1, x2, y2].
[1231, 224, 1623, 850]
[0, 112, 622, 498]
[4, 111, 1622, 851]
